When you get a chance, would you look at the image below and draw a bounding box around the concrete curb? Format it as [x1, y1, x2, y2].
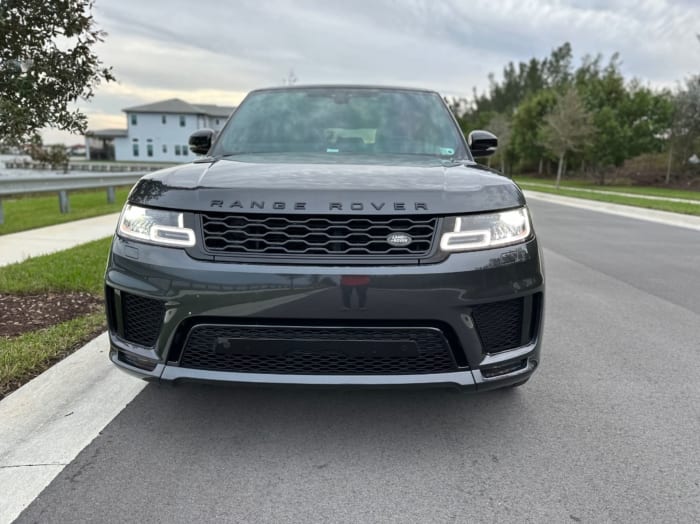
[523, 190, 700, 232]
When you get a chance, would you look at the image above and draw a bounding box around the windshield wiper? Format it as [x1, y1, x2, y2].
[216, 152, 263, 158]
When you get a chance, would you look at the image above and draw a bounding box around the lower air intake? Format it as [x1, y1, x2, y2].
[179, 325, 459, 375]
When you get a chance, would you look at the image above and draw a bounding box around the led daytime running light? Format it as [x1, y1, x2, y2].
[440, 207, 530, 252]
[118, 204, 195, 248]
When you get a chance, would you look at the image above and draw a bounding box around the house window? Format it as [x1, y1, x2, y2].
[175, 145, 181, 156]
[181, 145, 188, 155]
[162, 115, 167, 124]
[215, 119, 220, 125]
[147, 144, 153, 157]
[179, 115, 186, 127]
[131, 114, 137, 125]
[162, 144, 167, 153]
[132, 139, 139, 157]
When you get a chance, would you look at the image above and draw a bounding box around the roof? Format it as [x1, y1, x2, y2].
[248, 84, 439, 95]
[122, 98, 236, 117]
[195, 104, 233, 118]
[85, 128, 128, 138]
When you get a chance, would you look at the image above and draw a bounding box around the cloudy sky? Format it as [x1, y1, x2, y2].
[44, 0, 700, 144]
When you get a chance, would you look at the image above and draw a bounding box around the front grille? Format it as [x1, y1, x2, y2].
[472, 298, 524, 353]
[122, 293, 165, 347]
[200, 213, 437, 258]
[179, 325, 458, 375]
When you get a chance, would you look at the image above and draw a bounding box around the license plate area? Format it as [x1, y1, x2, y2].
[214, 337, 419, 358]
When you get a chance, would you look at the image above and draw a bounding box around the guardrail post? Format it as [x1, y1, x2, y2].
[58, 191, 70, 214]
[0, 172, 143, 216]
[0, 199, 4, 225]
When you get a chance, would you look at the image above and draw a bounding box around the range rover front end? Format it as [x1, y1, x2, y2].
[105, 85, 544, 391]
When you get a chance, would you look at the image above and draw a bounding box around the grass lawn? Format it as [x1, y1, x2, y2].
[0, 313, 105, 398]
[514, 176, 700, 201]
[514, 176, 700, 215]
[0, 237, 112, 398]
[0, 187, 131, 235]
[0, 237, 111, 294]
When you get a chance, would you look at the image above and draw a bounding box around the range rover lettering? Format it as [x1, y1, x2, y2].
[105, 85, 544, 390]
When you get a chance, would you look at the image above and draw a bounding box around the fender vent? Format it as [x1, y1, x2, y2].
[472, 298, 524, 353]
[122, 293, 165, 347]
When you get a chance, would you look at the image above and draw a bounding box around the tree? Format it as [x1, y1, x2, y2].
[623, 82, 673, 158]
[539, 87, 594, 188]
[470, 43, 573, 116]
[667, 76, 700, 183]
[510, 89, 558, 173]
[543, 42, 573, 88]
[485, 113, 512, 175]
[455, 43, 677, 179]
[0, 0, 114, 145]
[26, 136, 69, 172]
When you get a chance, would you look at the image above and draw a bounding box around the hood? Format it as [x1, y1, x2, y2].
[128, 153, 525, 215]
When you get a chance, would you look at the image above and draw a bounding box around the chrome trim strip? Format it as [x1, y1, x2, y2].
[111, 340, 539, 387]
[479, 341, 538, 366]
[159, 366, 476, 386]
[473, 359, 536, 382]
[110, 352, 164, 379]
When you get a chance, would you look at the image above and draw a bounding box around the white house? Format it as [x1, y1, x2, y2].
[85, 98, 236, 162]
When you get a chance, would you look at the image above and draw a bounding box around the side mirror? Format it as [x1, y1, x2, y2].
[188, 128, 215, 155]
[468, 130, 498, 157]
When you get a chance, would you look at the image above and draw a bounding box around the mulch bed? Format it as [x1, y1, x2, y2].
[0, 292, 104, 337]
[0, 292, 107, 400]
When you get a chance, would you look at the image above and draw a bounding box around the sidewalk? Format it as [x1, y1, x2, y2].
[0, 213, 120, 267]
[523, 190, 700, 231]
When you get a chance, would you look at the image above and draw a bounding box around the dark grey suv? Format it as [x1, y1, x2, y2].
[105, 85, 544, 390]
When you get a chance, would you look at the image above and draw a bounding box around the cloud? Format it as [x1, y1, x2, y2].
[41, 0, 700, 143]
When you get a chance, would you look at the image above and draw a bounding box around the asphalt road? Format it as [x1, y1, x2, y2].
[16, 200, 700, 523]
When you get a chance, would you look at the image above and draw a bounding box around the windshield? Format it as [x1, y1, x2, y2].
[212, 87, 468, 159]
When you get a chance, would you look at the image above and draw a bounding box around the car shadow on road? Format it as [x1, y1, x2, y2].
[119, 381, 534, 447]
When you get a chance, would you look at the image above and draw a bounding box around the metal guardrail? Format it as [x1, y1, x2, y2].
[0, 172, 145, 225]
[3, 161, 169, 172]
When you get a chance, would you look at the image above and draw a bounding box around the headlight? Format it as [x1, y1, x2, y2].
[118, 204, 195, 247]
[440, 207, 531, 252]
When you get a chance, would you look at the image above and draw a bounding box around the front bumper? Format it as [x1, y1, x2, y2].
[105, 235, 544, 391]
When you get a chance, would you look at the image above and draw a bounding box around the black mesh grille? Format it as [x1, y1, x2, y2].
[201, 213, 437, 257]
[179, 325, 458, 375]
[472, 298, 524, 353]
[122, 293, 165, 347]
